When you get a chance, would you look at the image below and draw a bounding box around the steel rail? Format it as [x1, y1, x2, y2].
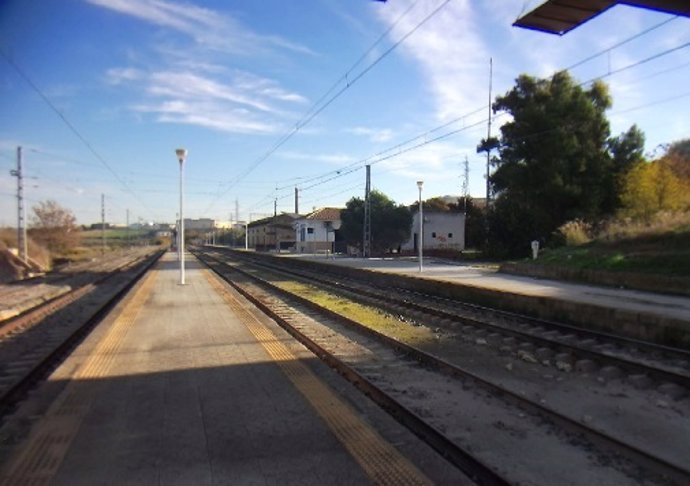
[0, 250, 165, 418]
[196, 248, 690, 485]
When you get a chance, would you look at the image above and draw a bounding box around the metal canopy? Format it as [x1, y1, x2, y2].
[514, 1, 690, 35]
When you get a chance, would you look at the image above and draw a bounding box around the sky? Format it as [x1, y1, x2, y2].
[1, 0, 688, 226]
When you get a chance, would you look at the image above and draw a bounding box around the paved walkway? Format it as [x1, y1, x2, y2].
[0, 253, 455, 485]
[286, 255, 690, 324]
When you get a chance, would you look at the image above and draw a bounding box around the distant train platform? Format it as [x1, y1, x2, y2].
[280, 253, 690, 345]
[0, 252, 465, 485]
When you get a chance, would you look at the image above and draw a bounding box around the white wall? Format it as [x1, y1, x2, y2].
[295, 220, 336, 252]
[401, 212, 465, 251]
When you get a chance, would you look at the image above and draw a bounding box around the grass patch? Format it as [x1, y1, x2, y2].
[534, 229, 690, 277]
[271, 278, 437, 345]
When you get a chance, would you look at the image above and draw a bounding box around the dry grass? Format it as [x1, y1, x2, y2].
[272, 278, 438, 345]
[0, 227, 51, 270]
[596, 211, 690, 242]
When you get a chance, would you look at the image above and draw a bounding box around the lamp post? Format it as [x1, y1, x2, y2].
[417, 180, 424, 273]
[176, 148, 187, 285]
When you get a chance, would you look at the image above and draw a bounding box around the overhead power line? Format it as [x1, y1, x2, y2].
[581, 38, 690, 86]
[565, 16, 678, 71]
[0, 49, 157, 220]
[205, 0, 452, 213]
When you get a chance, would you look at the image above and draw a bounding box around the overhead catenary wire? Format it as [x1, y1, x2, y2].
[204, 0, 453, 213]
[0, 49, 159, 221]
[251, 23, 690, 214]
[581, 38, 690, 86]
[565, 16, 678, 72]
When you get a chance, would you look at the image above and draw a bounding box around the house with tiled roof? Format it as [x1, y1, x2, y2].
[247, 213, 300, 251]
[293, 207, 343, 253]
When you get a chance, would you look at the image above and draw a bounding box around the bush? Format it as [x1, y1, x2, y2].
[554, 220, 592, 246]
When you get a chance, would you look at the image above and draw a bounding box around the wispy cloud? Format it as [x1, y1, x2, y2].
[86, 0, 316, 56]
[118, 69, 308, 134]
[135, 99, 278, 134]
[346, 126, 394, 143]
[376, 0, 490, 122]
[277, 150, 356, 165]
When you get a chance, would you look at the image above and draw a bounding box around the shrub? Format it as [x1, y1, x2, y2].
[554, 220, 592, 246]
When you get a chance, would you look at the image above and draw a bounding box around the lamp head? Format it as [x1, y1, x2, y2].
[175, 148, 188, 162]
[416, 180, 423, 189]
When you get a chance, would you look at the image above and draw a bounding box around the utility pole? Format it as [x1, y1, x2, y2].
[126, 209, 130, 248]
[462, 156, 469, 216]
[363, 165, 371, 258]
[274, 198, 278, 252]
[294, 187, 299, 214]
[486, 57, 493, 207]
[485, 58, 493, 249]
[101, 194, 106, 256]
[10, 147, 28, 263]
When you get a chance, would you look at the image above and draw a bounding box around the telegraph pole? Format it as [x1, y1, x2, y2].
[462, 156, 469, 216]
[294, 187, 299, 214]
[10, 146, 28, 263]
[101, 194, 106, 256]
[486, 57, 493, 207]
[363, 165, 371, 258]
[126, 209, 130, 247]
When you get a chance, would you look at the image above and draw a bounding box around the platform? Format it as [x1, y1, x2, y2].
[281, 253, 690, 346]
[0, 252, 464, 485]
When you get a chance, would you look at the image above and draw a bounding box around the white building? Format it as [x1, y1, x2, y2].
[294, 207, 342, 253]
[401, 211, 465, 252]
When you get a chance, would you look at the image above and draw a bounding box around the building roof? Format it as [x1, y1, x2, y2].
[304, 207, 342, 221]
[248, 213, 300, 227]
[513, 1, 690, 35]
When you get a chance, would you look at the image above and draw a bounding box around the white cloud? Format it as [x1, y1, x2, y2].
[85, 0, 315, 56]
[277, 151, 356, 165]
[346, 126, 394, 143]
[108, 67, 308, 134]
[376, 0, 490, 122]
[106, 67, 145, 84]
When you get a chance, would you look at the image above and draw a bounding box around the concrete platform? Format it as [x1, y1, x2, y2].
[279, 253, 690, 347]
[0, 252, 463, 485]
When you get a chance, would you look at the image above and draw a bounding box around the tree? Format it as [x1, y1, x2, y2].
[603, 124, 646, 213]
[619, 160, 690, 221]
[340, 190, 412, 254]
[664, 138, 690, 181]
[482, 71, 620, 254]
[29, 200, 81, 254]
[422, 197, 452, 212]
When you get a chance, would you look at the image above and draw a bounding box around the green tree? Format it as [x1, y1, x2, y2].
[29, 200, 81, 254]
[481, 71, 618, 254]
[603, 124, 646, 213]
[340, 190, 412, 254]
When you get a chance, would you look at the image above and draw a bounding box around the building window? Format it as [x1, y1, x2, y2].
[432, 232, 436, 238]
[448, 233, 453, 238]
[307, 228, 314, 234]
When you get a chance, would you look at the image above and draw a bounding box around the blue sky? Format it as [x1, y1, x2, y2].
[1, 0, 688, 226]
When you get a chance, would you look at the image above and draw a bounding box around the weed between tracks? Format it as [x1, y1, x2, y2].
[272, 279, 437, 345]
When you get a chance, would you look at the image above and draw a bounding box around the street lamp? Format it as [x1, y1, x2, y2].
[176, 148, 187, 285]
[417, 180, 424, 273]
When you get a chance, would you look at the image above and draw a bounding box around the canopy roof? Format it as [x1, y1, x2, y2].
[514, 1, 690, 35]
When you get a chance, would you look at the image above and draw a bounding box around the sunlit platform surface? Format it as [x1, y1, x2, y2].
[0, 252, 458, 485]
[284, 252, 690, 336]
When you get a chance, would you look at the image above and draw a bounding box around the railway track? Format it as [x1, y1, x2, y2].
[221, 248, 690, 393]
[0, 249, 164, 418]
[194, 248, 690, 485]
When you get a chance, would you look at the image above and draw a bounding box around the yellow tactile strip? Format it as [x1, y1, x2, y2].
[0, 271, 157, 486]
[205, 270, 432, 486]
